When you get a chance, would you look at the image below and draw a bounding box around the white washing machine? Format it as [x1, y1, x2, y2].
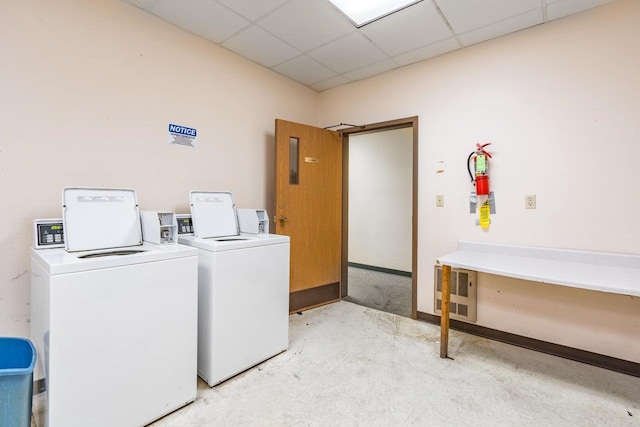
[177, 191, 290, 387]
[30, 188, 198, 427]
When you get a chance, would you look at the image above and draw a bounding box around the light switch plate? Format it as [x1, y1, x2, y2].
[436, 194, 444, 207]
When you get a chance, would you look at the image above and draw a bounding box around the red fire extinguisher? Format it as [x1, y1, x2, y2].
[467, 143, 492, 195]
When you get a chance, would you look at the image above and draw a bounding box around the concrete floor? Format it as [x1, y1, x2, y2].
[344, 266, 412, 318]
[147, 301, 638, 426]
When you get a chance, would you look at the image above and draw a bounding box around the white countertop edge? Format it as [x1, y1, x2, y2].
[438, 244, 640, 297]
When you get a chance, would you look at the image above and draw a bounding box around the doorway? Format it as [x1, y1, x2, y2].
[340, 117, 418, 319]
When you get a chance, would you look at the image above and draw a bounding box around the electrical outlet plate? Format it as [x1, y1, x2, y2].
[436, 194, 444, 207]
[525, 194, 536, 209]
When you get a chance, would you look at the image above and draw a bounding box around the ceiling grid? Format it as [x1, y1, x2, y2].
[123, 0, 617, 91]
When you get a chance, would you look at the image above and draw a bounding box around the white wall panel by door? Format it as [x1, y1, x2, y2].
[348, 128, 412, 272]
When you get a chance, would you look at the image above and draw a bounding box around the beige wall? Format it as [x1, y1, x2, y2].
[2, 0, 638, 364]
[319, 0, 640, 362]
[0, 0, 317, 337]
[348, 128, 412, 272]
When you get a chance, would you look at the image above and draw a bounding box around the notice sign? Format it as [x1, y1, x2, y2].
[168, 123, 197, 148]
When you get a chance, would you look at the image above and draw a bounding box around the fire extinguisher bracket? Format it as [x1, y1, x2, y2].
[469, 191, 496, 214]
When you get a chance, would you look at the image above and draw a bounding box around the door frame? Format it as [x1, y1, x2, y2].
[339, 116, 419, 319]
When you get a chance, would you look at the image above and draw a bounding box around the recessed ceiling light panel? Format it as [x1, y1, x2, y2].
[328, 0, 423, 27]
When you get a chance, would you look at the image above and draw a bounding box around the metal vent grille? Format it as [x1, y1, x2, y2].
[434, 266, 477, 322]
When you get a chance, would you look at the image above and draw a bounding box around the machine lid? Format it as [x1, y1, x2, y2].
[62, 188, 143, 252]
[189, 191, 239, 238]
[30, 243, 198, 275]
[178, 233, 289, 252]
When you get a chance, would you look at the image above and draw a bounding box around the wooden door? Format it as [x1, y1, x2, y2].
[275, 119, 342, 312]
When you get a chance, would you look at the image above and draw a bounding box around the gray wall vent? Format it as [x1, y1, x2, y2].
[434, 265, 477, 323]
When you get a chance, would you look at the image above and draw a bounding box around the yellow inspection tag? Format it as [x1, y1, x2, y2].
[479, 202, 490, 230]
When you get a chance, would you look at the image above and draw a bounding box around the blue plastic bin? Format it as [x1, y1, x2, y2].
[0, 337, 36, 427]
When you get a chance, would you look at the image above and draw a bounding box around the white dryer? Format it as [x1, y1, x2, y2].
[30, 188, 198, 427]
[178, 191, 290, 387]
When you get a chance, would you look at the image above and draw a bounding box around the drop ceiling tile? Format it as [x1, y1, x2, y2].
[309, 75, 351, 92]
[458, 8, 543, 46]
[546, 0, 616, 21]
[149, 0, 249, 43]
[308, 32, 388, 74]
[343, 58, 398, 81]
[393, 37, 460, 66]
[273, 55, 337, 85]
[125, 0, 614, 91]
[436, 0, 540, 34]
[222, 25, 300, 68]
[217, 0, 289, 22]
[360, 1, 453, 56]
[257, 0, 354, 52]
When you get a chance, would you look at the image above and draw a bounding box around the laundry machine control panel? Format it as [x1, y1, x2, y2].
[33, 218, 65, 249]
[176, 214, 194, 235]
